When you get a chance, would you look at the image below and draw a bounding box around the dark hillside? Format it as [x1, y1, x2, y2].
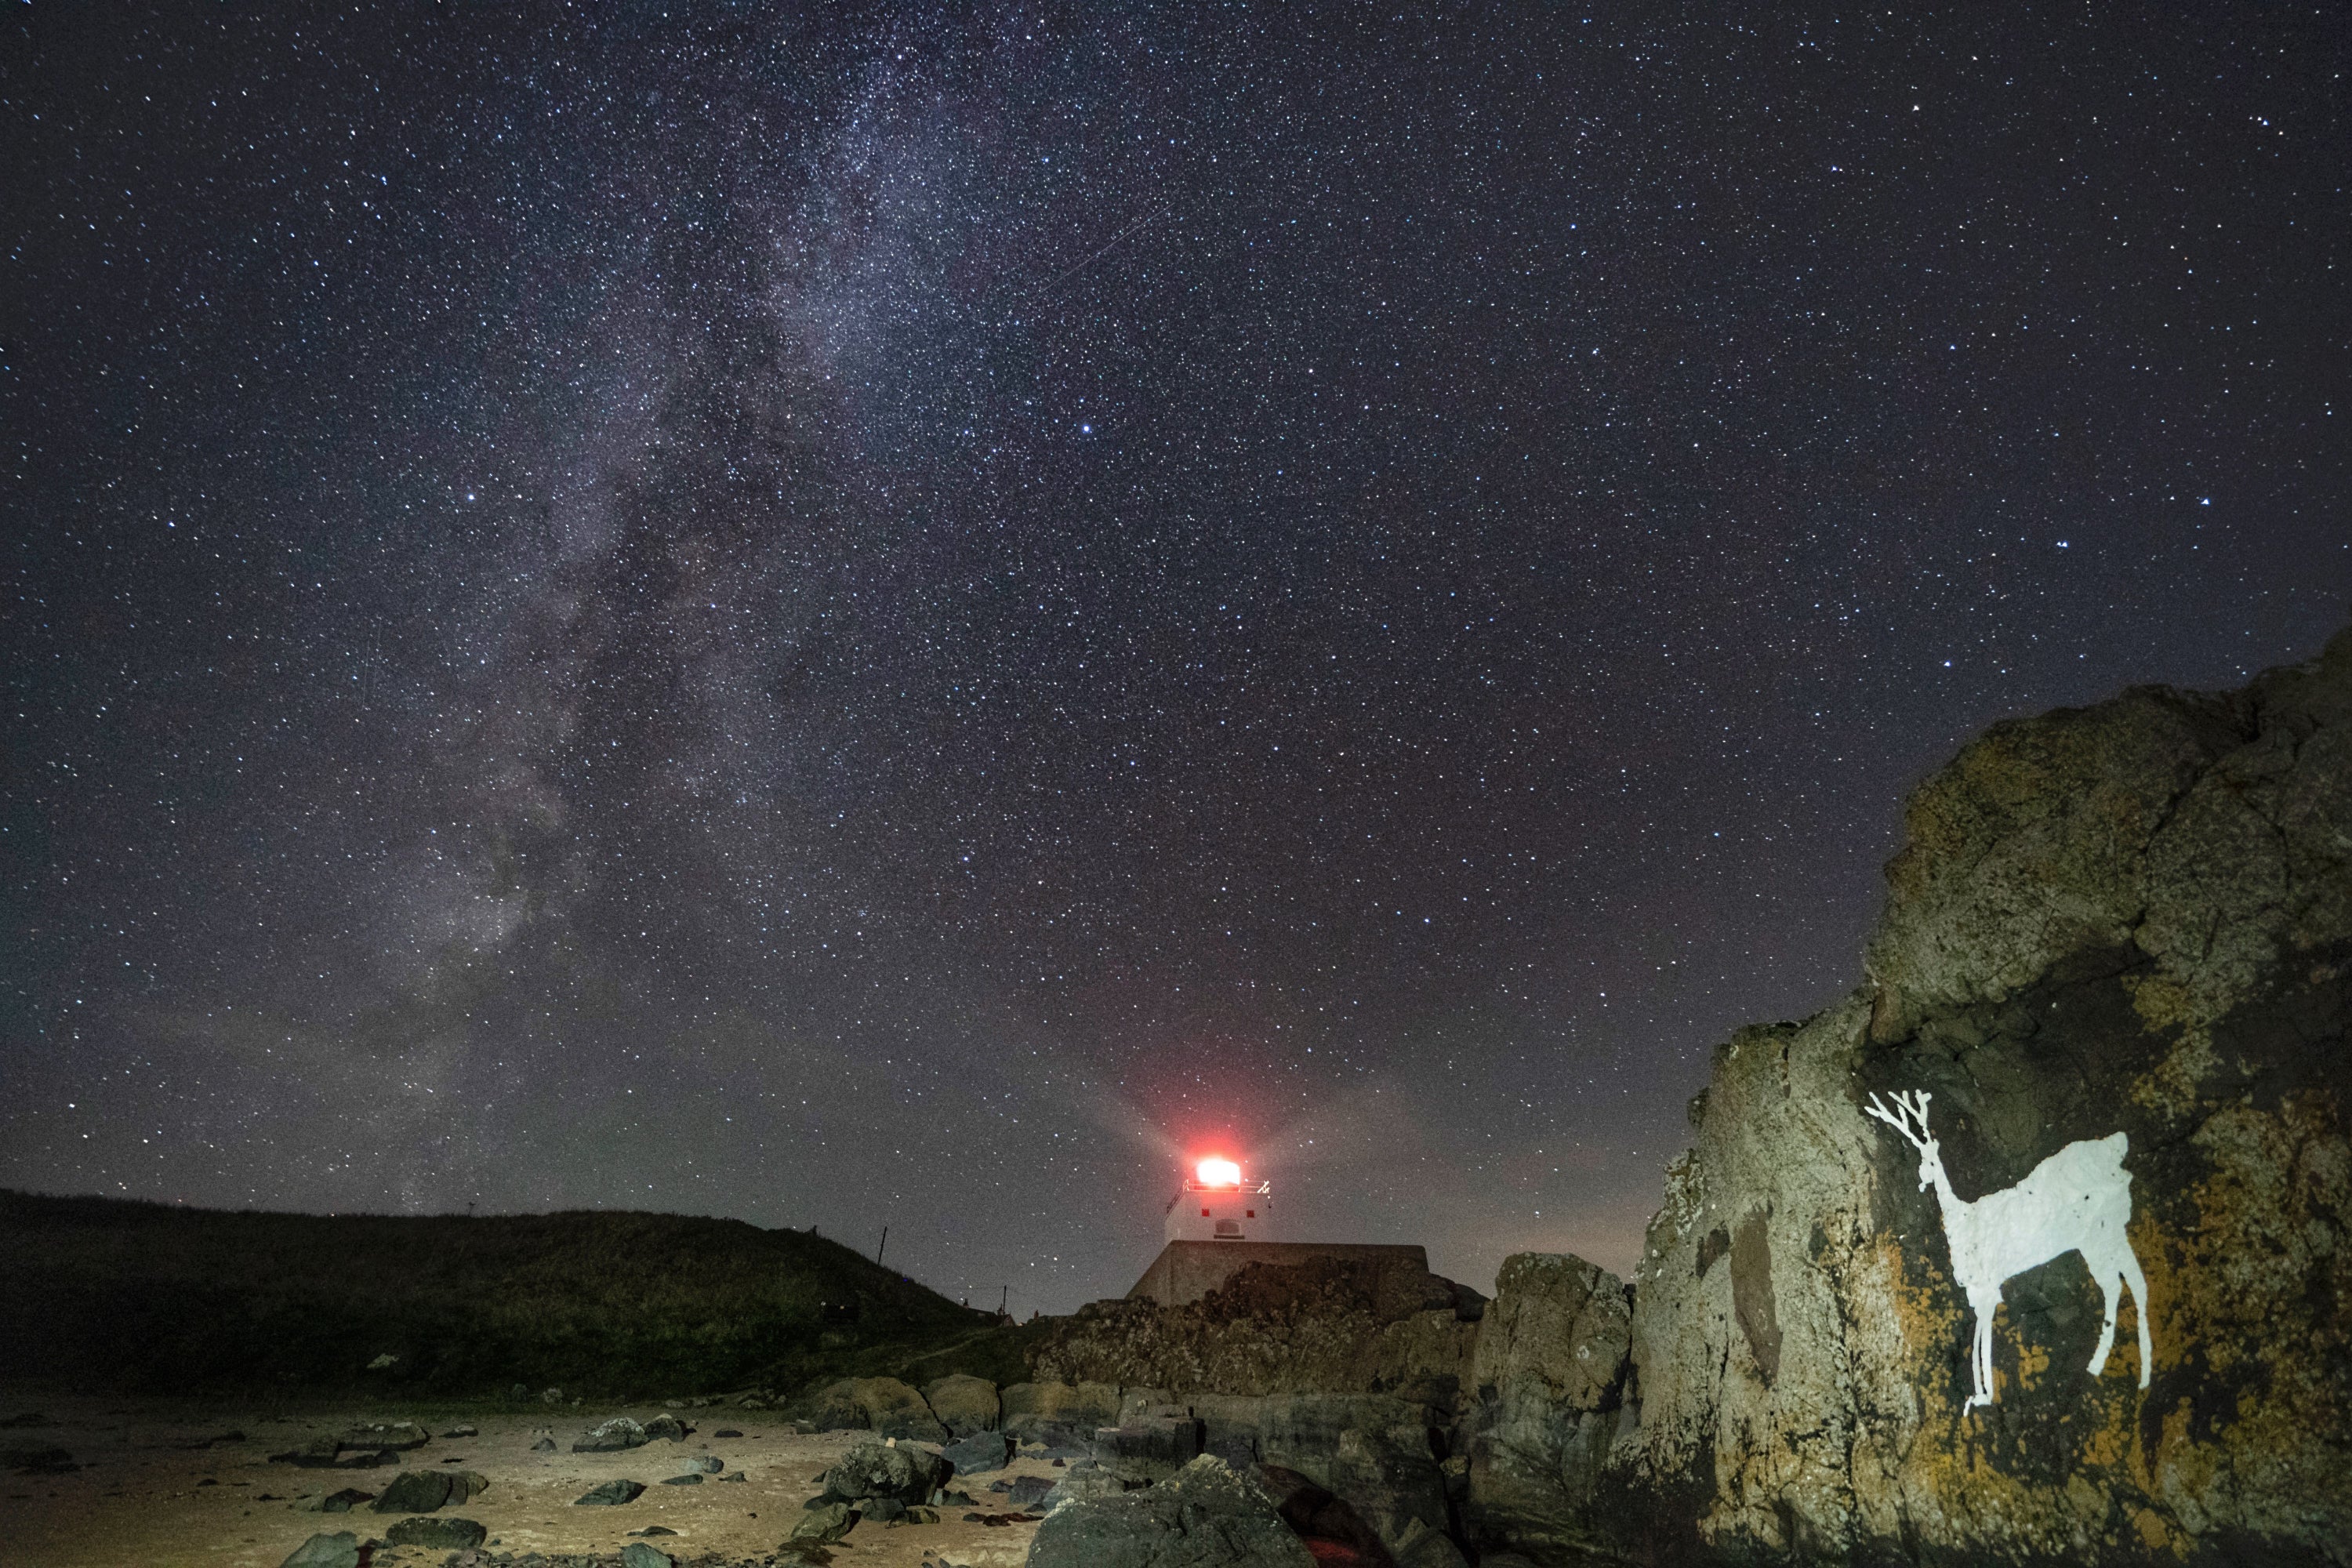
[0, 1189, 1016, 1398]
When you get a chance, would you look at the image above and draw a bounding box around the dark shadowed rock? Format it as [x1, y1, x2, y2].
[660, 1472, 702, 1485]
[1092, 1411, 1205, 1484]
[297, 1486, 374, 1513]
[821, 1438, 949, 1504]
[923, 1373, 1001, 1436]
[1026, 1454, 1316, 1567]
[678, 1454, 724, 1473]
[791, 1500, 859, 1542]
[941, 1428, 1011, 1475]
[278, 1533, 360, 1568]
[1039, 1458, 1131, 1512]
[643, 1412, 690, 1442]
[383, 1515, 487, 1548]
[573, 1417, 648, 1453]
[574, 1478, 647, 1505]
[1004, 1473, 1056, 1512]
[620, 1542, 676, 1568]
[337, 1422, 427, 1452]
[370, 1469, 452, 1513]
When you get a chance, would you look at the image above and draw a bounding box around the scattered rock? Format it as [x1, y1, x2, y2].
[1026, 1454, 1316, 1567]
[530, 1434, 557, 1453]
[1002, 1475, 1056, 1512]
[450, 1470, 488, 1502]
[791, 1500, 860, 1543]
[627, 1524, 680, 1535]
[573, 1417, 648, 1453]
[821, 1438, 950, 1504]
[383, 1515, 487, 1549]
[441, 1425, 478, 1439]
[371, 1470, 456, 1513]
[659, 1472, 702, 1486]
[713, 1428, 745, 1439]
[269, 1438, 344, 1468]
[296, 1488, 374, 1513]
[540, 1388, 565, 1404]
[574, 1479, 647, 1506]
[940, 1429, 1011, 1475]
[864, 1496, 908, 1523]
[338, 1422, 428, 1452]
[720, 1470, 746, 1481]
[923, 1374, 1001, 1436]
[679, 1454, 724, 1473]
[643, 1412, 690, 1443]
[620, 1542, 677, 1568]
[278, 1533, 361, 1568]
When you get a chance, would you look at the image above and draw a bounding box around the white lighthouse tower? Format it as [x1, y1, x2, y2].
[1164, 1155, 1272, 1244]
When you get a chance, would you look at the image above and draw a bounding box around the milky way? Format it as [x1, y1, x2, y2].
[7, 4, 2348, 1311]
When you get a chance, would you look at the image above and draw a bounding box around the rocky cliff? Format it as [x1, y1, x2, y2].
[1603, 627, 2352, 1563]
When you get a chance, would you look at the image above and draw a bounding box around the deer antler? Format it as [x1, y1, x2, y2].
[1864, 1088, 1934, 1150]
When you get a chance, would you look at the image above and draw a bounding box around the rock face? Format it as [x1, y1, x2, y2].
[1459, 1253, 1631, 1562]
[1034, 1254, 1482, 1406]
[1025, 1453, 1316, 1568]
[1608, 627, 2352, 1563]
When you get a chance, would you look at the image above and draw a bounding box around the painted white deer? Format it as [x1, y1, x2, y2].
[1864, 1089, 2151, 1409]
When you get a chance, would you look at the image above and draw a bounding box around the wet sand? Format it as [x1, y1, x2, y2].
[0, 1398, 1047, 1567]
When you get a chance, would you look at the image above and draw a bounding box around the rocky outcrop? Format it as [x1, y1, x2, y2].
[1025, 1453, 1316, 1568]
[1033, 1254, 1482, 1405]
[1460, 1253, 1631, 1562]
[1001, 1378, 1121, 1442]
[1606, 627, 2352, 1563]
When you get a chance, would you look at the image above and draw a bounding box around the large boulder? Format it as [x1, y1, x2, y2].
[811, 1377, 948, 1441]
[1000, 1380, 1121, 1440]
[924, 1373, 1001, 1436]
[821, 1438, 950, 1504]
[572, 1417, 648, 1453]
[1026, 1453, 1316, 1568]
[1607, 628, 2352, 1563]
[1460, 1253, 1629, 1560]
[369, 1470, 453, 1513]
[941, 1428, 1011, 1475]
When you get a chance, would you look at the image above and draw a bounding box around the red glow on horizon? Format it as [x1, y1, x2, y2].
[1195, 1156, 1243, 1188]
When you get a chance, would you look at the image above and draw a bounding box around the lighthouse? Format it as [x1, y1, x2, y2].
[1130, 1151, 1448, 1309]
[1164, 1155, 1272, 1243]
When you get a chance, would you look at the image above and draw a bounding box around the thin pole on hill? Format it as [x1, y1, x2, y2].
[1000, 1286, 1008, 1314]
[875, 1225, 888, 1266]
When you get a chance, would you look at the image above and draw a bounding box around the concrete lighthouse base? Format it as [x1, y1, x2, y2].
[1126, 1240, 1449, 1309]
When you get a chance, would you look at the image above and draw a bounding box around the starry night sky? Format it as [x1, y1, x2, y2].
[5, 3, 2348, 1313]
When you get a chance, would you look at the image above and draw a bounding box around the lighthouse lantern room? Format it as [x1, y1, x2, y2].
[1166, 1156, 1272, 1243]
